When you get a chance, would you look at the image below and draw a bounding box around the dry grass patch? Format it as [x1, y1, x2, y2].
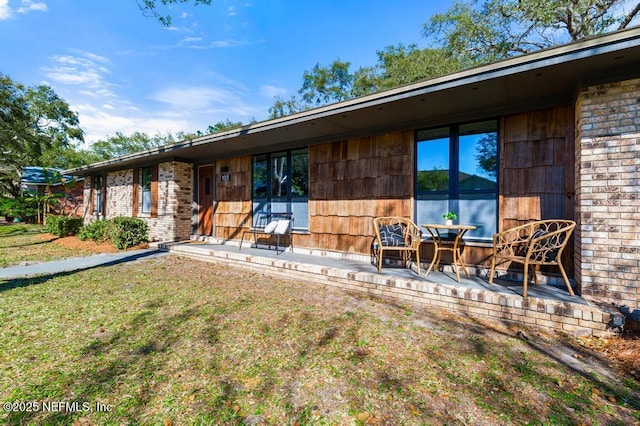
[1, 255, 638, 425]
[0, 224, 96, 267]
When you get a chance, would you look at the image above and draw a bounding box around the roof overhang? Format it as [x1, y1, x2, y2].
[67, 26, 640, 176]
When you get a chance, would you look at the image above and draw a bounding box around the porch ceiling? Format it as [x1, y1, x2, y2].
[68, 27, 640, 175]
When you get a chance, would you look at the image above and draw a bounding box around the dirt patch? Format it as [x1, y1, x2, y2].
[575, 318, 640, 382]
[38, 234, 149, 253]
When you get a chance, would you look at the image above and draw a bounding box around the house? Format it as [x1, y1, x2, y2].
[20, 167, 84, 216]
[67, 27, 640, 321]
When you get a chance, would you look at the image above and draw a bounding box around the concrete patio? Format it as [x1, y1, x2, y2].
[157, 239, 623, 336]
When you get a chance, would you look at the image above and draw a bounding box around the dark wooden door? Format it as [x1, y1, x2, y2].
[198, 165, 215, 236]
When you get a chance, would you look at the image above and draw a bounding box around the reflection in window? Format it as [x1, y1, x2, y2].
[415, 120, 498, 239]
[459, 121, 498, 190]
[142, 167, 152, 213]
[253, 154, 267, 198]
[291, 149, 309, 197]
[271, 152, 287, 198]
[416, 127, 449, 193]
[94, 175, 103, 213]
[252, 148, 309, 229]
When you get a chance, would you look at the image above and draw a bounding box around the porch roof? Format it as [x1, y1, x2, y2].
[67, 27, 640, 176]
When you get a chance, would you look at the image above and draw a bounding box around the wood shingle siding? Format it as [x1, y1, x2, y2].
[308, 131, 413, 253]
[214, 156, 253, 240]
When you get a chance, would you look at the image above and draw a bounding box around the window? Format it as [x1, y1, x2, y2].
[94, 175, 104, 214]
[141, 167, 152, 213]
[415, 120, 498, 239]
[252, 148, 308, 229]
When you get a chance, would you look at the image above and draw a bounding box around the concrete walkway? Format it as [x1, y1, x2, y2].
[0, 249, 168, 280]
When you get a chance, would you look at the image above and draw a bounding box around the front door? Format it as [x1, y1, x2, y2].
[198, 165, 215, 236]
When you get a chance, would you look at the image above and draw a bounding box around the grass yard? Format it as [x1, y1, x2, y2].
[1, 250, 639, 425]
[0, 224, 110, 268]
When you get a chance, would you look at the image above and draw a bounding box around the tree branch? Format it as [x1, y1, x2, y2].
[619, 2, 640, 29]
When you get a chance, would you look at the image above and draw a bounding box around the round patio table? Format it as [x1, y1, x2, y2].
[421, 223, 477, 282]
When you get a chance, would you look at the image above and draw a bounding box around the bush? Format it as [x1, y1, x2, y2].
[0, 196, 38, 223]
[46, 215, 83, 236]
[108, 217, 148, 250]
[78, 217, 148, 250]
[78, 219, 109, 242]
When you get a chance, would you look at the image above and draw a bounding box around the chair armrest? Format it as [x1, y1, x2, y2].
[405, 223, 423, 248]
[492, 223, 533, 257]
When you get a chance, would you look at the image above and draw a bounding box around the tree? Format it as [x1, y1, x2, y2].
[351, 44, 464, 97]
[268, 96, 305, 119]
[474, 133, 498, 178]
[0, 74, 84, 196]
[89, 131, 169, 161]
[299, 60, 354, 106]
[137, 0, 212, 26]
[270, 45, 465, 115]
[423, 0, 640, 65]
[207, 119, 244, 134]
[205, 118, 256, 135]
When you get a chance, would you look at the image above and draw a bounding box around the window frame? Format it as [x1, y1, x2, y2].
[415, 119, 499, 240]
[93, 175, 104, 214]
[251, 148, 309, 230]
[141, 166, 153, 214]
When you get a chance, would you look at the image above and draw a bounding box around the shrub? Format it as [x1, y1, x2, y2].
[78, 217, 148, 250]
[108, 217, 148, 250]
[0, 196, 38, 223]
[46, 215, 83, 236]
[78, 219, 109, 242]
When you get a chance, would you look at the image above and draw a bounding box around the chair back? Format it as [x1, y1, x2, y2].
[527, 220, 575, 263]
[373, 216, 422, 248]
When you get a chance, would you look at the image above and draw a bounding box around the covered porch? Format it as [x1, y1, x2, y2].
[157, 240, 622, 337]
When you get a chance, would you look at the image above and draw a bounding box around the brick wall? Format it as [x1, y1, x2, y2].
[575, 78, 640, 319]
[84, 161, 193, 242]
[143, 161, 193, 242]
[106, 169, 134, 217]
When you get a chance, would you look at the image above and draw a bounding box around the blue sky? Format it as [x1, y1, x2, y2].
[0, 0, 450, 145]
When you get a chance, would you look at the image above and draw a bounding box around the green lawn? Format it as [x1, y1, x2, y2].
[0, 224, 95, 267]
[0, 232, 639, 424]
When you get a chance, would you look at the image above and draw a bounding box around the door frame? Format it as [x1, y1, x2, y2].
[197, 163, 216, 236]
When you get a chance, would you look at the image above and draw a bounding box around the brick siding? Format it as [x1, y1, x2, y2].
[575, 78, 640, 320]
[84, 161, 193, 242]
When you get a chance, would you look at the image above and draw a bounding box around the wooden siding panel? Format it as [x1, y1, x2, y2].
[500, 105, 575, 275]
[308, 131, 413, 254]
[214, 156, 252, 238]
[150, 164, 158, 218]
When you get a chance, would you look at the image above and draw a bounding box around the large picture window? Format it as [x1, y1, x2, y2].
[252, 148, 308, 229]
[415, 120, 498, 239]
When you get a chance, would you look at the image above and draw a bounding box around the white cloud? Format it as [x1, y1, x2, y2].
[42, 52, 115, 97]
[227, 6, 236, 16]
[17, 0, 47, 14]
[260, 85, 287, 98]
[0, 0, 11, 19]
[151, 86, 241, 110]
[74, 103, 192, 144]
[180, 36, 203, 43]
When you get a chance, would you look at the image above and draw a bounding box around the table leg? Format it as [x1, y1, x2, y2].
[425, 243, 439, 277]
[424, 229, 441, 278]
[451, 229, 469, 282]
